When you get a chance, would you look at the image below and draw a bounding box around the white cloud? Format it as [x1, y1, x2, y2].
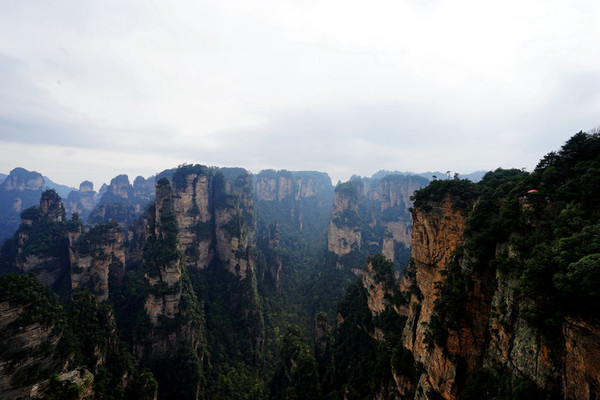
[0, 0, 599, 186]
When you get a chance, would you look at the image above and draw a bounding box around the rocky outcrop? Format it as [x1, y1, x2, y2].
[143, 179, 184, 328]
[11, 190, 71, 289]
[172, 169, 213, 268]
[368, 175, 425, 261]
[0, 274, 67, 398]
[562, 318, 600, 400]
[400, 185, 600, 399]
[88, 174, 155, 227]
[0, 168, 46, 241]
[258, 223, 282, 288]
[65, 181, 96, 221]
[327, 179, 363, 260]
[326, 174, 428, 271]
[400, 194, 473, 399]
[69, 222, 126, 303]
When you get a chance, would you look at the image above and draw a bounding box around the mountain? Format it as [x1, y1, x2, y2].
[1, 131, 599, 399]
[42, 175, 76, 198]
[315, 131, 600, 399]
[0, 167, 46, 242]
[370, 169, 487, 182]
[326, 173, 429, 272]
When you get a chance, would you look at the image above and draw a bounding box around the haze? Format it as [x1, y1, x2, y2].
[1, 0, 599, 188]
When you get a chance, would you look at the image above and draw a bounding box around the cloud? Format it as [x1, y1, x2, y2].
[0, 0, 599, 186]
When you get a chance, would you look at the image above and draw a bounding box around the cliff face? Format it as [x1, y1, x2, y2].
[369, 176, 425, 261]
[0, 274, 67, 398]
[327, 174, 428, 271]
[65, 181, 96, 221]
[170, 166, 258, 279]
[399, 172, 600, 399]
[327, 180, 363, 263]
[143, 179, 185, 331]
[254, 170, 334, 287]
[88, 174, 155, 227]
[13, 190, 70, 289]
[69, 222, 126, 303]
[0, 168, 46, 241]
[401, 195, 473, 398]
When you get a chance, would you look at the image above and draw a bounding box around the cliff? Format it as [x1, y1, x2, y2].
[254, 169, 334, 287]
[88, 174, 155, 227]
[0, 168, 46, 242]
[397, 134, 600, 400]
[400, 186, 477, 399]
[0, 274, 67, 397]
[10, 190, 71, 289]
[64, 180, 96, 221]
[327, 174, 428, 272]
[69, 221, 126, 302]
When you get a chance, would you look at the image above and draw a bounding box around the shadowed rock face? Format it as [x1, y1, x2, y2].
[88, 174, 155, 228]
[0, 168, 46, 242]
[10, 190, 70, 289]
[64, 181, 96, 221]
[69, 222, 125, 303]
[326, 174, 428, 271]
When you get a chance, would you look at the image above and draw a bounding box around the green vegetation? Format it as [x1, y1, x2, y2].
[325, 254, 415, 399]
[0, 272, 65, 329]
[411, 178, 478, 212]
[269, 325, 321, 400]
[420, 131, 600, 349]
[460, 366, 543, 400]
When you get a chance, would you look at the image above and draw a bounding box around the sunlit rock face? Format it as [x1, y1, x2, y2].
[400, 190, 600, 399]
[402, 195, 471, 399]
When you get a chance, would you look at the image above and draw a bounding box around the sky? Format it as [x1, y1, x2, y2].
[1, 0, 599, 189]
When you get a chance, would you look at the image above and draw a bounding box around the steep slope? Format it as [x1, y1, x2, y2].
[64, 180, 96, 221]
[253, 169, 334, 287]
[0, 168, 46, 242]
[327, 174, 428, 272]
[398, 132, 600, 399]
[88, 174, 155, 227]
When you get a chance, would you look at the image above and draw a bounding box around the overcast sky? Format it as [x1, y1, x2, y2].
[1, 0, 599, 189]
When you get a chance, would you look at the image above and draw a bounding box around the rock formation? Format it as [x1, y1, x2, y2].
[88, 174, 155, 227]
[11, 190, 71, 289]
[65, 181, 96, 221]
[69, 221, 126, 302]
[0, 168, 46, 242]
[326, 174, 428, 271]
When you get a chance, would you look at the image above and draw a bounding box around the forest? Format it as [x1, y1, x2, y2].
[0, 131, 599, 399]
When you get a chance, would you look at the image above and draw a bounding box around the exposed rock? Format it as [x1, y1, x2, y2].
[69, 222, 126, 302]
[327, 179, 363, 262]
[172, 169, 213, 269]
[0, 274, 67, 398]
[326, 174, 428, 271]
[563, 317, 600, 400]
[401, 195, 472, 399]
[65, 181, 95, 221]
[0, 168, 46, 241]
[11, 190, 71, 289]
[88, 174, 154, 227]
[362, 256, 396, 316]
[1, 168, 44, 192]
